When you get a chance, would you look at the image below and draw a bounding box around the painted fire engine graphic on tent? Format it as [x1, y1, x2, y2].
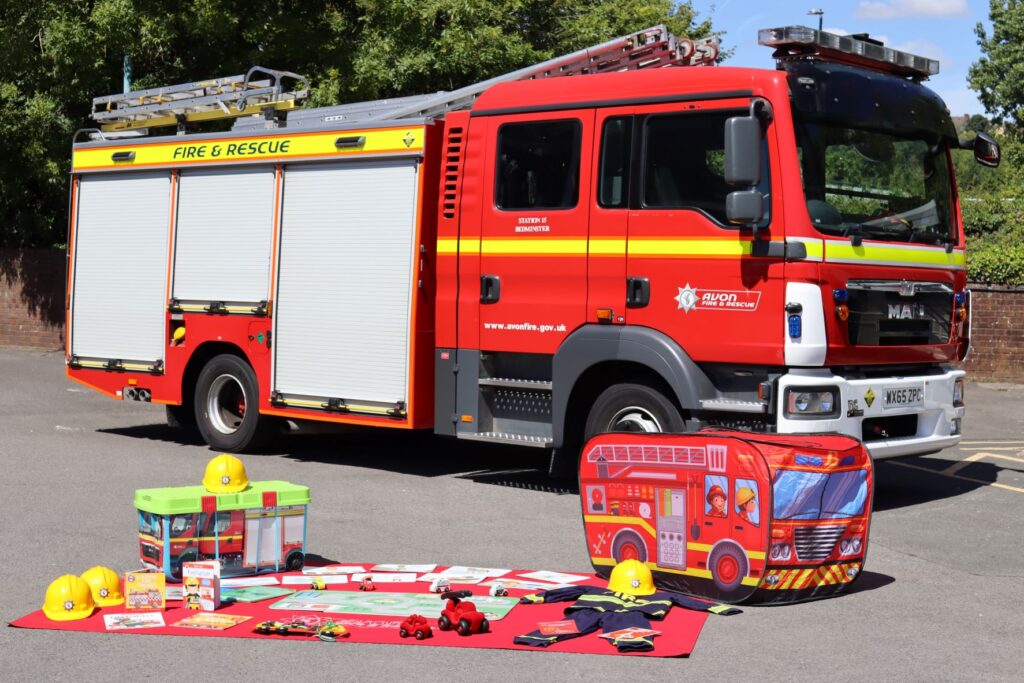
[673, 284, 762, 313]
[580, 431, 873, 604]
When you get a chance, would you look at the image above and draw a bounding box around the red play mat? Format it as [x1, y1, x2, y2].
[10, 567, 711, 657]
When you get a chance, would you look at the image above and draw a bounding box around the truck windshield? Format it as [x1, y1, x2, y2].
[773, 470, 869, 520]
[795, 120, 955, 246]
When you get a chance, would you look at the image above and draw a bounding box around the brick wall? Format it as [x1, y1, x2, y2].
[961, 285, 1024, 382]
[1, 248, 1023, 380]
[0, 248, 65, 350]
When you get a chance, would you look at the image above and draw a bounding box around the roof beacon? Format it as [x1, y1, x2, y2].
[758, 26, 939, 81]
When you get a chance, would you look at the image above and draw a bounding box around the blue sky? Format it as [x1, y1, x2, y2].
[690, 0, 992, 116]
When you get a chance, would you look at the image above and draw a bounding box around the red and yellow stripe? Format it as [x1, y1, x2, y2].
[761, 562, 861, 591]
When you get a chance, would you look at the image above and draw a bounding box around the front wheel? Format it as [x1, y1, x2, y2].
[194, 354, 273, 452]
[584, 382, 685, 441]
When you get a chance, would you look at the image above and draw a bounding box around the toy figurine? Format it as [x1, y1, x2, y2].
[437, 590, 489, 636]
[429, 578, 450, 594]
[399, 614, 433, 640]
[359, 576, 375, 591]
[183, 577, 202, 610]
[488, 583, 509, 597]
[309, 577, 327, 590]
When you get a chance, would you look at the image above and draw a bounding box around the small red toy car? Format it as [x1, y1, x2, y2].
[359, 576, 375, 591]
[399, 614, 433, 640]
[437, 590, 489, 636]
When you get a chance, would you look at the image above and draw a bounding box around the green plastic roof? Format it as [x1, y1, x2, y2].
[134, 481, 310, 515]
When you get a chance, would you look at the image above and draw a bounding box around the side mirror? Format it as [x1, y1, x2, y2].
[974, 132, 1000, 167]
[726, 190, 764, 225]
[724, 116, 761, 185]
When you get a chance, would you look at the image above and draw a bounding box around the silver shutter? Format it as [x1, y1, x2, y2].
[274, 159, 419, 404]
[173, 167, 275, 304]
[71, 172, 171, 363]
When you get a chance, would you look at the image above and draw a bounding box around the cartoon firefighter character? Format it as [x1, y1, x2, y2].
[183, 577, 202, 610]
[706, 485, 728, 518]
[736, 487, 758, 525]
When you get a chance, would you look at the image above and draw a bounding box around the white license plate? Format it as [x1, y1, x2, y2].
[882, 385, 924, 409]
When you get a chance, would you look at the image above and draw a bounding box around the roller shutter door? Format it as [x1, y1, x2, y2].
[173, 167, 275, 305]
[274, 159, 419, 404]
[71, 172, 171, 363]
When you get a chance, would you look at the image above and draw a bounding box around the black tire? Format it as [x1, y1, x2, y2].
[194, 354, 273, 452]
[584, 382, 685, 441]
[286, 552, 304, 572]
[480, 618, 489, 634]
[166, 403, 198, 432]
[399, 628, 409, 638]
[437, 614, 451, 631]
[456, 619, 470, 636]
[414, 629, 427, 640]
[708, 543, 749, 597]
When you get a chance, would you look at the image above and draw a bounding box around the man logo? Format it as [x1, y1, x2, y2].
[888, 303, 926, 320]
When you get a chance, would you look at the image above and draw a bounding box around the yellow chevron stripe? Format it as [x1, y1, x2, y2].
[824, 240, 966, 270]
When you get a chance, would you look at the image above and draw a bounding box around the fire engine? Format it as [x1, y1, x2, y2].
[66, 25, 999, 465]
[580, 430, 873, 603]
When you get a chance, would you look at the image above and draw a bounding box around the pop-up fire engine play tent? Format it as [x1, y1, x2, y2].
[580, 429, 873, 604]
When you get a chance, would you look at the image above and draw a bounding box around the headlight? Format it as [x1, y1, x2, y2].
[851, 538, 862, 553]
[953, 379, 964, 407]
[839, 539, 851, 554]
[784, 387, 839, 418]
[770, 543, 792, 561]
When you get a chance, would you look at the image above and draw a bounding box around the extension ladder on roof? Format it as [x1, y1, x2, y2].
[91, 66, 309, 132]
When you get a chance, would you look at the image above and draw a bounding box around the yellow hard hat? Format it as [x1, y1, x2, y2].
[608, 559, 656, 596]
[43, 574, 96, 621]
[80, 566, 124, 607]
[202, 454, 249, 493]
[737, 487, 756, 506]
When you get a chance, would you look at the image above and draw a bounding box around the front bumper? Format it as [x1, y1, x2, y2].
[776, 367, 964, 459]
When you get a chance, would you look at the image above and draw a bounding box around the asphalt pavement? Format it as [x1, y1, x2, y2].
[1, 348, 1022, 681]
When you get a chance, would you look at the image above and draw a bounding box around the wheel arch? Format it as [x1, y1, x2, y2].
[552, 325, 715, 447]
[179, 341, 250, 408]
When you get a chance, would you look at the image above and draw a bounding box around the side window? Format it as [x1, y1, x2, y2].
[642, 110, 770, 225]
[705, 475, 729, 518]
[496, 120, 582, 210]
[735, 478, 760, 526]
[598, 117, 633, 208]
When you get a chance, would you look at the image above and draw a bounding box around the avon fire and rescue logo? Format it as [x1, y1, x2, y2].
[674, 284, 761, 313]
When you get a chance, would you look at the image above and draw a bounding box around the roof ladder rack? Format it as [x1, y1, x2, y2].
[91, 66, 309, 133]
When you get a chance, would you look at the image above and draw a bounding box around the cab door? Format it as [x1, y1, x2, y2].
[477, 110, 595, 353]
[625, 100, 785, 365]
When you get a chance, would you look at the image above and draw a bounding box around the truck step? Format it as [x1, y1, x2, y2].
[478, 378, 553, 391]
[699, 398, 768, 413]
[457, 432, 553, 448]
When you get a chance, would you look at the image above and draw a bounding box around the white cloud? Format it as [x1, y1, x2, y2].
[854, 0, 968, 19]
[893, 39, 951, 68]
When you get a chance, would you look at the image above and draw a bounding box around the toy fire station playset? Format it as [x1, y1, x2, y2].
[133, 454, 310, 579]
[580, 429, 874, 604]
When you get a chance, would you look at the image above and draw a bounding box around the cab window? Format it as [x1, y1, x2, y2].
[170, 514, 194, 535]
[495, 120, 582, 210]
[641, 110, 770, 225]
[705, 474, 729, 518]
[735, 478, 760, 526]
[598, 117, 633, 208]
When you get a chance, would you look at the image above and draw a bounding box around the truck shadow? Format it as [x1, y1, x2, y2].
[872, 457, 1019, 511]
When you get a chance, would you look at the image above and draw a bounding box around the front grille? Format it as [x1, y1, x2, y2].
[862, 414, 918, 441]
[846, 281, 952, 346]
[793, 525, 845, 561]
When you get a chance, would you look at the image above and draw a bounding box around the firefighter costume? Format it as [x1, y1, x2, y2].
[513, 560, 740, 652]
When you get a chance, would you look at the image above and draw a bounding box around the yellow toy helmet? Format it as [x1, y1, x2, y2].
[43, 574, 96, 621]
[203, 454, 249, 493]
[608, 559, 656, 596]
[737, 487, 756, 507]
[80, 566, 124, 607]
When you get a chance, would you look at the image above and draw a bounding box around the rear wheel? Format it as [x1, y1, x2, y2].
[437, 614, 451, 631]
[194, 354, 273, 452]
[611, 529, 648, 563]
[585, 382, 686, 440]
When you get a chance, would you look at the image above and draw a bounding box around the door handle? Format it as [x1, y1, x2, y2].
[480, 275, 501, 304]
[626, 277, 650, 308]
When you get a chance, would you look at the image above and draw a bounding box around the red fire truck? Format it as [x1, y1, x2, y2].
[580, 430, 872, 603]
[65, 25, 999, 464]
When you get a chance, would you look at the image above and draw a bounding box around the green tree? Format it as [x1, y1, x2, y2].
[969, 0, 1024, 128]
[0, 0, 718, 249]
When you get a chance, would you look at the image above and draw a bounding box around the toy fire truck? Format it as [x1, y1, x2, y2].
[66, 26, 997, 465]
[134, 455, 310, 581]
[580, 430, 873, 604]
